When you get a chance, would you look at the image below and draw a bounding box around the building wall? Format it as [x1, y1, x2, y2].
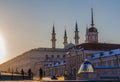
[45, 64, 66, 77]
[0, 48, 66, 78]
[96, 68, 120, 79]
[91, 55, 120, 67]
[77, 67, 120, 80]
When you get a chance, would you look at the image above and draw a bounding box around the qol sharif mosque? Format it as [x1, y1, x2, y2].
[0, 8, 120, 80]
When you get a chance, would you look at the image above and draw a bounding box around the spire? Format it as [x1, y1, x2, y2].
[63, 29, 68, 47]
[91, 8, 94, 27]
[75, 21, 78, 31]
[85, 24, 89, 43]
[64, 29, 67, 38]
[86, 24, 88, 33]
[74, 21, 79, 45]
[85, 8, 98, 43]
[51, 24, 56, 49]
[52, 24, 55, 34]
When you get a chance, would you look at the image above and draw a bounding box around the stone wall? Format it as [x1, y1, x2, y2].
[76, 67, 120, 80]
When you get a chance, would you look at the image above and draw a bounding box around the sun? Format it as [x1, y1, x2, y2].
[0, 33, 6, 63]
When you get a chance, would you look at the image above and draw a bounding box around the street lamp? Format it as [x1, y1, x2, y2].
[64, 70, 68, 80]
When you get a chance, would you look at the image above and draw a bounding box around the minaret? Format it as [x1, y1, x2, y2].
[63, 29, 68, 47]
[85, 25, 89, 42]
[85, 8, 98, 43]
[86, 25, 89, 33]
[74, 21, 80, 45]
[51, 24, 56, 49]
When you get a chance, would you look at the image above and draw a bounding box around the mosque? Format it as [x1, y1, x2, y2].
[0, 8, 120, 80]
[44, 8, 120, 80]
[65, 8, 120, 80]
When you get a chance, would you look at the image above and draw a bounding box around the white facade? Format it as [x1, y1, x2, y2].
[0, 48, 66, 78]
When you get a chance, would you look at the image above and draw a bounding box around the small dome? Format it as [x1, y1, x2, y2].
[64, 43, 74, 49]
[78, 59, 94, 74]
[88, 27, 97, 32]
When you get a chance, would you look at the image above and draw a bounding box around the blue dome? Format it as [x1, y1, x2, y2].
[78, 59, 95, 74]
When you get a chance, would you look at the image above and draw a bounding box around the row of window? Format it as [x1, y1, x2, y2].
[93, 59, 119, 67]
[45, 66, 65, 76]
[45, 54, 66, 59]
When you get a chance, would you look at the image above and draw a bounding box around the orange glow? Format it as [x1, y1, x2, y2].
[0, 33, 6, 63]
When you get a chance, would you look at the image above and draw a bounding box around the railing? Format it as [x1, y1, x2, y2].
[0, 72, 32, 80]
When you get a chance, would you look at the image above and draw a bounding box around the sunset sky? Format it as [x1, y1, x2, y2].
[0, 0, 120, 63]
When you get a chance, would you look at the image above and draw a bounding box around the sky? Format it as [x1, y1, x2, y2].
[0, 0, 120, 63]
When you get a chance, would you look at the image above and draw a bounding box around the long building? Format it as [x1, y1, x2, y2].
[0, 48, 67, 78]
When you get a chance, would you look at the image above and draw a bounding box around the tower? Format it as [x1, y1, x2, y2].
[51, 24, 56, 49]
[74, 21, 80, 45]
[85, 8, 98, 43]
[63, 29, 68, 47]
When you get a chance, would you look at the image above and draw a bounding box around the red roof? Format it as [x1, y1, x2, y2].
[76, 43, 120, 51]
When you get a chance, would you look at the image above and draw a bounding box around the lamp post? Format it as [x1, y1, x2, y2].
[64, 70, 68, 80]
[11, 68, 13, 80]
[0, 71, 1, 78]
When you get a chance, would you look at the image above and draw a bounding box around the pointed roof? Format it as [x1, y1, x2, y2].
[89, 8, 97, 32]
[91, 8, 94, 27]
[64, 29, 67, 38]
[52, 24, 55, 34]
[75, 21, 78, 32]
[86, 25, 88, 33]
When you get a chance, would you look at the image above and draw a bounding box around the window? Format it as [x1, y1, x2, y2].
[45, 55, 49, 59]
[63, 55, 66, 58]
[113, 59, 117, 66]
[108, 60, 111, 66]
[109, 51, 113, 54]
[57, 55, 60, 58]
[91, 36, 96, 40]
[51, 55, 54, 58]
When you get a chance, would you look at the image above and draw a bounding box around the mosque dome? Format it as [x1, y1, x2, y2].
[64, 43, 74, 49]
[78, 59, 95, 74]
[88, 27, 97, 32]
